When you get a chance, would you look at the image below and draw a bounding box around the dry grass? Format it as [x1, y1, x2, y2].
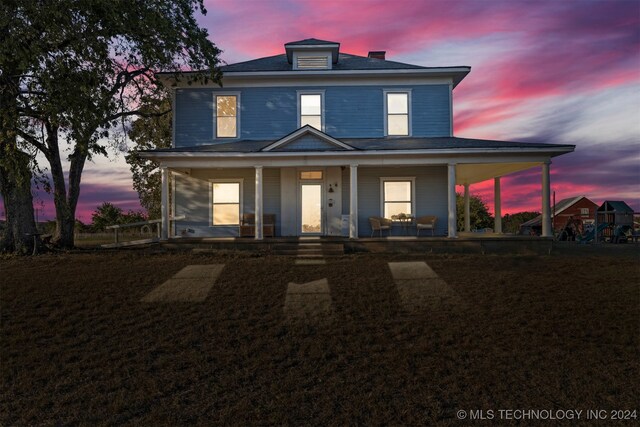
[1, 249, 639, 425]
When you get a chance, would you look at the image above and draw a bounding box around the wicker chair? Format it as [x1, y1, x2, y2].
[416, 215, 437, 236]
[369, 216, 392, 237]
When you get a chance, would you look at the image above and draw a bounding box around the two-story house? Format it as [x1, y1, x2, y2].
[142, 38, 574, 240]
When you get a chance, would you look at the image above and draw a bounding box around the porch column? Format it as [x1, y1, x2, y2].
[447, 163, 457, 238]
[541, 161, 552, 237]
[160, 166, 169, 241]
[349, 164, 358, 238]
[255, 166, 263, 240]
[494, 177, 502, 234]
[464, 183, 471, 232]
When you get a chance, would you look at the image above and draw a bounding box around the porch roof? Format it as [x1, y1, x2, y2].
[145, 136, 574, 154]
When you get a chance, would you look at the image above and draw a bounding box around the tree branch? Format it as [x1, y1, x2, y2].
[106, 108, 171, 122]
[16, 129, 50, 157]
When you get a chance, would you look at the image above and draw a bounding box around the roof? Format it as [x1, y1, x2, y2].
[146, 136, 575, 154]
[220, 52, 434, 72]
[284, 38, 339, 46]
[598, 201, 634, 213]
[158, 38, 471, 88]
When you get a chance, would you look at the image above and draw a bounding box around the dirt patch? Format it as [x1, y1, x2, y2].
[141, 264, 224, 302]
[1, 250, 638, 425]
[284, 278, 333, 323]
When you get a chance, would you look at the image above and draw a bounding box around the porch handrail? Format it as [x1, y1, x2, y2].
[106, 215, 185, 244]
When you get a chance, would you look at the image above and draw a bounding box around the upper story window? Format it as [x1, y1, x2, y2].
[384, 91, 411, 136]
[298, 92, 324, 130]
[215, 94, 238, 138]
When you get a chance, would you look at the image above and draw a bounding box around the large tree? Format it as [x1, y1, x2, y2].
[1, 0, 221, 251]
[125, 96, 172, 219]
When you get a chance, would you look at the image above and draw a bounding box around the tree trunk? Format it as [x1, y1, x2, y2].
[0, 74, 38, 254]
[43, 123, 88, 249]
[0, 152, 38, 254]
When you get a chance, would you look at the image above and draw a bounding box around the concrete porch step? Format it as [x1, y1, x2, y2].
[270, 242, 345, 256]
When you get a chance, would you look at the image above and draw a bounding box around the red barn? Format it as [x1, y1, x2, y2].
[520, 196, 598, 235]
[551, 196, 599, 231]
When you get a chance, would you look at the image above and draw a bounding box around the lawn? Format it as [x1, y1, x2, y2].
[1, 249, 639, 425]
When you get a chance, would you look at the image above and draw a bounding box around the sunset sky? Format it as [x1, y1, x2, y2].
[17, 0, 640, 223]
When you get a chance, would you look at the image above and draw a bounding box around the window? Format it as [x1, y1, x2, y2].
[381, 178, 415, 218]
[215, 95, 238, 138]
[580, 208, 589, 216]
[211, 181, 241, 225]
[385, 91, 410, 136]
[299, 92, 323, 130]
[300, 171, 323, 180]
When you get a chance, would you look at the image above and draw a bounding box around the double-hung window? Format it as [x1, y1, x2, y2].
[381, 178, 415, 219]
[299, 92, 323, 130]
[215, 94, 238, 138]
[211, 181, 241, 225]
[384, 91, 410, 136]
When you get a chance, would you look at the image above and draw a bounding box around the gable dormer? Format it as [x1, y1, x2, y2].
[285, 38, 340, 70]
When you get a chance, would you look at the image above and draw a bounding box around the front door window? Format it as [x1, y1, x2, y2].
[301, 183, 322, 234]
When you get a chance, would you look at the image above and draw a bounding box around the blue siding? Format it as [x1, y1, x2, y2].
[173, 168, 281, 237]
[174, 84, 451, 146]
[342, 166, 449, 237]
[174, 89, 214, 146]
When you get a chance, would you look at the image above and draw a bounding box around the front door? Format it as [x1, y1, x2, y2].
[300, 183, 323, 235]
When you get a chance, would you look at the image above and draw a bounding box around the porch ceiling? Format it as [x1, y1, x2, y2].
[456, 162, 541, 185]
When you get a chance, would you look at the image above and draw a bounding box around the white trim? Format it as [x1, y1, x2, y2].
[383, 89, 412, 137]
[151, 157, 563, 170]
[297, 90, 326, 131]
[349, 165, 358, 238]
[159, 68, 470, 88]
[262, 125, 355, 151]
[379, 177, 416, 218]
[161, 167, 169, 241]
[170, 76, 455, 89]
[171, 89, 176, 148]
[255, 166, 263, 240]
[447, 163, 457, 238]
[298, 181, 325, 236]
[448, 82, 453, 137]
[143, 146, 573, 160]
[209, 178, 244, 227]
[171, 170, 176, 237]
[296, 167, 326, 236]
[213, 92, 241, 140]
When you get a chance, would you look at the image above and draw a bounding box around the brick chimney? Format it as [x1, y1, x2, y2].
[368, 51, 386, 60]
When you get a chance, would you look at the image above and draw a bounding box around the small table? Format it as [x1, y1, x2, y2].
[391, 217, 415, 235]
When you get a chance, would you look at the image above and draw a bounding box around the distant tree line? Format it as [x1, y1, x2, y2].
[455, 193, 539, 232]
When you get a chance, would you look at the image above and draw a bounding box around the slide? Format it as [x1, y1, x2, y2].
[578, 222, 609, 243]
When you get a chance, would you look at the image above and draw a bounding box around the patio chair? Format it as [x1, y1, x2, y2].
[369, 216, 391, 237]
[416, 215, 437, 236]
